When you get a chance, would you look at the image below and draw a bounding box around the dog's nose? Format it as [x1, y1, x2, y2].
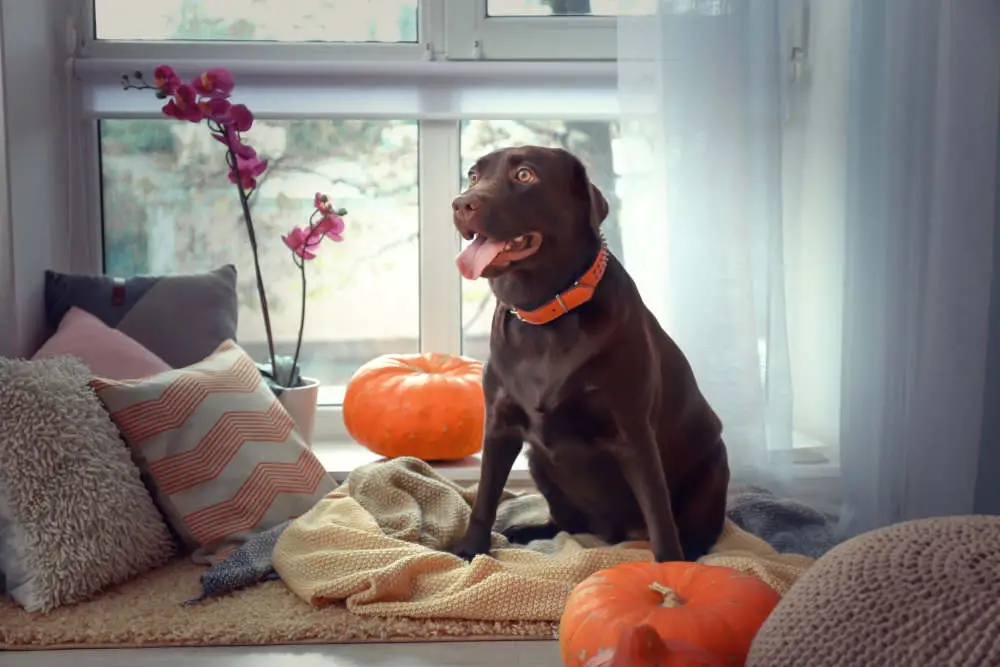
[452, 194, 479, 218]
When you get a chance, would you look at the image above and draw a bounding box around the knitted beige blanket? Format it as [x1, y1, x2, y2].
[273, 457, 813, 622]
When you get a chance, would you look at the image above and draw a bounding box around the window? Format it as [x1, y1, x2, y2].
[75, 0, 836, 469]
[77, 0, 619, 443]
[100, 119, 421, 402]
[486, 0, 655, 16]
[91, 0, 633, 59]
[443, 0, 628, 59]
[94, 0, 419, 42]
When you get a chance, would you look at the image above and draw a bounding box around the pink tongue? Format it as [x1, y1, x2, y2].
[456, 235, 506, 280]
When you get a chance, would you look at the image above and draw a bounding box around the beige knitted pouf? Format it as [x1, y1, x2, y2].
[747, 515, 1000, 667]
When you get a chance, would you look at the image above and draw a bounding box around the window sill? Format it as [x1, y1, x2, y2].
[312, 437, 840, 489]
[311, 438, 533, 487]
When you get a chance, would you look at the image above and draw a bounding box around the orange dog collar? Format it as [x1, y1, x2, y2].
[510, 241, 610, 325]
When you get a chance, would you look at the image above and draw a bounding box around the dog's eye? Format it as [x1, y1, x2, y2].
[514, 167, 536, 183]
[467, 171, 479, 186]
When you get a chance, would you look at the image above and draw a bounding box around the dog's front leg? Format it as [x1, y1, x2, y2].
[611, 423, 684, 563]
[450, 387, 525, 561]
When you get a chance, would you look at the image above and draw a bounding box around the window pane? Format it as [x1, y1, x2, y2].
[459, 120, 622, 361]
[100, 119, 420, 399]
[94, 0, 418, 42]
[486, 0, 655, 17]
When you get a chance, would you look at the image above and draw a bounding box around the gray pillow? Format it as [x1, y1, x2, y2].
[44, 265, 238, 368]
[0, 355, 176, 612]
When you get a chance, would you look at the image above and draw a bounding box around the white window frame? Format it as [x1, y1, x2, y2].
[443, 0, 620, 60]
[69, 0, 619, 444]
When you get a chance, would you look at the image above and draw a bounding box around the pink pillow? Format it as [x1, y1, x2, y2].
[33, 307, 172, 380]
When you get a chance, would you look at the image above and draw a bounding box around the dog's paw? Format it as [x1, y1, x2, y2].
[501, 521, 560, 545]
[449, 532, 492, 562]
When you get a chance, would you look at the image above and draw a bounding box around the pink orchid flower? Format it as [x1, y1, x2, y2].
[225, 103, 254, 132]
[282, 226, 323, 260]
[162, 84, 203, 123]
[193, 67, 236, 99]
[211, 123, 257, 160]
[199, 99, 253, 128]
[314, 213, 346, 242]
[153, 65, 181, 96]
[229, 154, 268, 190]
[198, 97, 232, 122]
[314, 192, 334, 213]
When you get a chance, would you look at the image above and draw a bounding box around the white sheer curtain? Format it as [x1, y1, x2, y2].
[617, 0, 794, 485]
[617, 0, 1000, 535]
[839, 0, 1000, 535]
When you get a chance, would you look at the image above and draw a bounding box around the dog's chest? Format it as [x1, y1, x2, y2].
[505, 377, 616, 455]
[500, 358, 554, 414]
[492, 333, 616, 448]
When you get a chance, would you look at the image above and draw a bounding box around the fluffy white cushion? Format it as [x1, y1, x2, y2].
[0, 355, 175, 612]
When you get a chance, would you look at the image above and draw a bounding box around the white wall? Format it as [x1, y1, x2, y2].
[0, 0, 73, 357]
[0, 2, 11, 358]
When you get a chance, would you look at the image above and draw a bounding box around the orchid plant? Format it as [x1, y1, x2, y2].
[122, 65, 346, 394]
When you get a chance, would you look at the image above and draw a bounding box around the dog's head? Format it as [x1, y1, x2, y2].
[453, 146, 608, 281]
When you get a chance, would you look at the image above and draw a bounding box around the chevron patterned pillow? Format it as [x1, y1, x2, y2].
[90, 339, 337, 564]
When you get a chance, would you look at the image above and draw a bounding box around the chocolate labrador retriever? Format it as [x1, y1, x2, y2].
[449, 145, 729, 563]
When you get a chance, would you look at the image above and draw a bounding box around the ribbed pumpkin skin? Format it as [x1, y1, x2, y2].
[343, 353, 485, 461]
[582, 625, 726, 667]
[559, 562, 780, 667]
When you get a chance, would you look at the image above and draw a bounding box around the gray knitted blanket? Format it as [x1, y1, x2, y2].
[188, 479, 840, 604]
[726, 485, 841, 559]
[184, 519, 290, 605]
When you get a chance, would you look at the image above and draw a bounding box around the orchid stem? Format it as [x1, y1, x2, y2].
[290, 251, 307, 389]
[289, 214, 320, 387]
[218, 122, 279, 387]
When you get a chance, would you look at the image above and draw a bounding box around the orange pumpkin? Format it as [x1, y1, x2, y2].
[343, 353, 485, 461]
[559, 562, 780, 667]
[582, 625, 725, 667]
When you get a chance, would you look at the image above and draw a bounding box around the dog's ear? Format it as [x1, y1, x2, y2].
[566, 151, 609, 232]
[589, 183, 609, 228]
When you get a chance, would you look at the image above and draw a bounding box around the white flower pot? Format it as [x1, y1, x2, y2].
[277, 376, 320, 447]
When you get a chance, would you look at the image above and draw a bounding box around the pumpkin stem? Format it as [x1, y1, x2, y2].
[649, 581, 684, 607]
